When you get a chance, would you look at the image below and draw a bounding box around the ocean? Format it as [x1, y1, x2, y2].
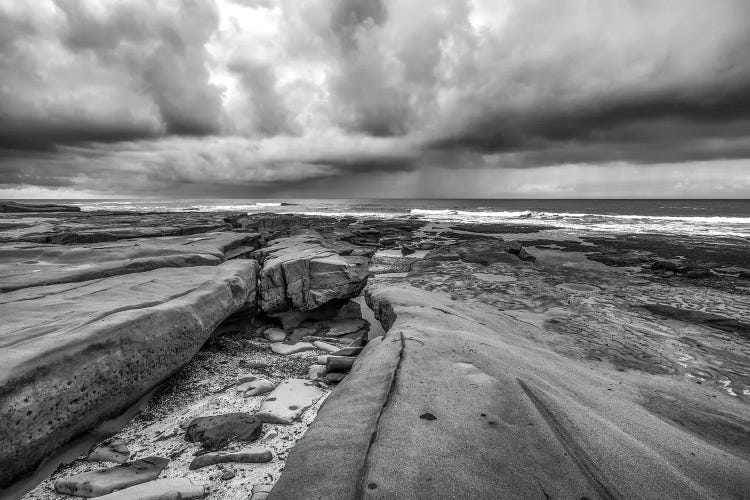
[22, 198, 750, 238]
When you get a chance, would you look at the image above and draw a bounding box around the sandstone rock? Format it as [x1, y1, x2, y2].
[93, 478, 206, 500]
[54, 457, 169, 497]
[188, 447, 273, 470]
[236, 377, 275, 397]
[255, 231, 369, 314]
[316, 355, 330, 365]
[324, 318, 367, 337]
[326, 356, 357, 373]
[221, 470, 236, 481]
[263, 328, 287, 342]
[251, 484, 273, 500]
[88, 440, 130, 464]
[308, 365, 328, 381]
[0, 260, 258, 487]
[185, 413, 263, 449]
[271, 342, 316, 355]
[312, 341, 340, 353]
[256, 379, 324, 424]
[0, 232, 260, 292]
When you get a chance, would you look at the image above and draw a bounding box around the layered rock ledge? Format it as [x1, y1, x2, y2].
[0, 260, 259, 487]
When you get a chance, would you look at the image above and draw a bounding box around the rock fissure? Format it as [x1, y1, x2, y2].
[356, 330, 405, 500]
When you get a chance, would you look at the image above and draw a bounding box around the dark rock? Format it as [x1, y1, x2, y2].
[54, 457, 168, 497]
[88, 440, 130, 464]
[185, 413, 262, 449]
[0, 201, 80, 213]
[221, 470, 236, 481]
[516, 247, 536, 262]
[326, 372, 347, 383]
[420, 413, 437, 421]
[642, 304, 750, 337]
[684, 267, 711, 279]
[326, 356, 357, 373]
[652, 260, 681, 272]
[401, 245, 416, 256]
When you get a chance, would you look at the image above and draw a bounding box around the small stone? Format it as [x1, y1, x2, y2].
[270, 342, 316, 355]
[221, 470, 236, 481]
[87, 439, 130, 464]
[236, 378, 275, 397]
[54, 457, 169, 497]
[420, 412, 437, 420]
[185, 413, 262, 449]
[517, 247, 536, 261]
[308, 365, 327, 381]
[189, 447, 273, 470]
[312, 341, 339, 353]
[250, 484, 273, 500]
[401, 245, 416, 256]
[315, 355, 330, 365]
[263, 328, 287, 342]
[256, 379, 323, 424]
[92, 478, 206, 500]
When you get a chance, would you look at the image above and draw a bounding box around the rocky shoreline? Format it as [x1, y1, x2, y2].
[1, 206, 749, 498]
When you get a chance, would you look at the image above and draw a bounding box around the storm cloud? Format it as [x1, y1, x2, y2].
[1, 0, 749, 197]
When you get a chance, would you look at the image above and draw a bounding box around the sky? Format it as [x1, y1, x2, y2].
[1, 0, 750, 199]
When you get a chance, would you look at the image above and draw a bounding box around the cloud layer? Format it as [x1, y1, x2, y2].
[1, 0, 749, 197]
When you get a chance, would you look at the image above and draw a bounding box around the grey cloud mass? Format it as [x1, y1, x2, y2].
[1, 0, 749, 197]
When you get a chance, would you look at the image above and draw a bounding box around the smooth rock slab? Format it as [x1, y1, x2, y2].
[189, 447, 273, 470]
[312, 341, 340, 353]
[185, 413, 262, 449]
[256, 379, 324, 424]
[271, 342, 315, 355]
[94, 478, 206, 500]
[324, 319, 367, 337]
[88, 440, 130, 464]
[54, 456, 169, 498]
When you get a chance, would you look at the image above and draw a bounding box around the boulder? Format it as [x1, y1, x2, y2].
[0, 260, 258, 487]
[54, 457, 168, 497]
[188, 447, 273, 470]
[185, 413, 263, 449]
[254, 231, 369, 314]
[94, 478, 206, 500]
[256, 379, 324, 424]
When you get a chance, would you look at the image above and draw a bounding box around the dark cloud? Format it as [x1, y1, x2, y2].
[1, 0, 750, 197]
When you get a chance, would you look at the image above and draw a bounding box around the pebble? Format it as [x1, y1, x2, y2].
[263, 328, 287, 342]
[236, 377, 275, 397]
[331, 346, 363, 357]
[271, 342, 316, 355]
[326, 373, 347, 383]
[326, 355, 356, 373]
[315, 355, 330, 365]
[221, 470, 236, 481]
